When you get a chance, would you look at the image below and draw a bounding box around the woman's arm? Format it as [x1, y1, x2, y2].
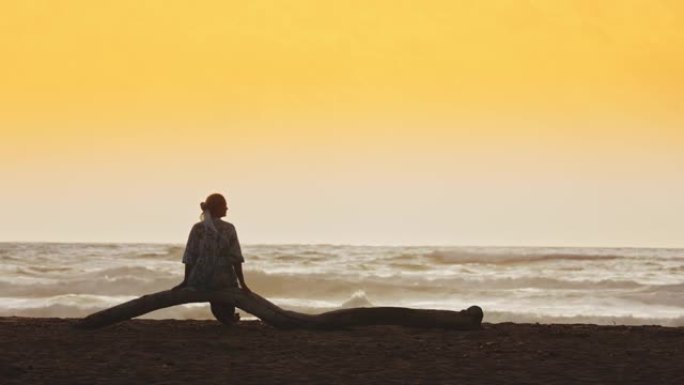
[233, 262, 251, 293]
[174, 224, 201, 290]
[227, 224, 249, 292]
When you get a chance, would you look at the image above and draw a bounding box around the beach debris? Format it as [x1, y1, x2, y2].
[75, 288, 483, 331]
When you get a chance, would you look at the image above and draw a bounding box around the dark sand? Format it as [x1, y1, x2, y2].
[1, 317, 682, 385]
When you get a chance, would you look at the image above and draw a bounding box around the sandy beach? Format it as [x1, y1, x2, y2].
[1, 317, 682, 385]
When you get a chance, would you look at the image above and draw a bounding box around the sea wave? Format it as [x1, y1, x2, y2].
[0, 268, 663, 299]
[424, 251, 624, 265]
[3, 295, 681, 327]
[1, 242, 682, 326]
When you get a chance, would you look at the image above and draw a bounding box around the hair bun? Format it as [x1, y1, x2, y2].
[200, 202, 207, 211]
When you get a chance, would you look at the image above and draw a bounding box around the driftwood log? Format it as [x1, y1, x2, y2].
[76, 288, 483, 330]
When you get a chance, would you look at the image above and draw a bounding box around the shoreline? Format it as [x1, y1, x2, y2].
[1, 317, 682, 384]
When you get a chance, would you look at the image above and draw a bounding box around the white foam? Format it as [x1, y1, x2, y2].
[0, 242, 682, 326]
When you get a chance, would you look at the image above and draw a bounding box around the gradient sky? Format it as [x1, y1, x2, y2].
[1, 1, 683, 246]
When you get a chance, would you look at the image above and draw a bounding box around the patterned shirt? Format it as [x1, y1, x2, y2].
[182, 219, 244, 289]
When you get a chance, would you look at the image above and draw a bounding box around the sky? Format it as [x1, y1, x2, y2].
[1, 1, 683, 246]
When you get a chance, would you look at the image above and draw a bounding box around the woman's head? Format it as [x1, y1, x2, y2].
[200, 193, 228, 219]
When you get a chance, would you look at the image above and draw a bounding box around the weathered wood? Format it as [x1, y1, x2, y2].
[75, 288, 483, 330]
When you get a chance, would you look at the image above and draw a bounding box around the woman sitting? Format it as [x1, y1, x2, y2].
[173, 193, 250, 324]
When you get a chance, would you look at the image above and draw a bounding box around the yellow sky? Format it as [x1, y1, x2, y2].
[1, 1, 683, 246]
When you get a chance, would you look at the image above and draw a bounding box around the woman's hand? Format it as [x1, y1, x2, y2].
[234, 262, 251, 293]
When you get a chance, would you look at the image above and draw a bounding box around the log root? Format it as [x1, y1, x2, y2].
[75, 288, 483, 330]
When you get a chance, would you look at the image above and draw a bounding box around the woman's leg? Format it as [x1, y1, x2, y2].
[210, 302, 238, 325]
[209, 266, 240, 325]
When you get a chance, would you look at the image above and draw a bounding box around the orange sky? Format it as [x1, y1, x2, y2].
[1, 1, 683, 246]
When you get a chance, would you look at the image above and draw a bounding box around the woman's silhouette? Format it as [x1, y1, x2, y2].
[173, 193, 250, 324]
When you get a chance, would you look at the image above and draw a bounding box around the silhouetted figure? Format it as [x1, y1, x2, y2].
[173, 193, 250, 325]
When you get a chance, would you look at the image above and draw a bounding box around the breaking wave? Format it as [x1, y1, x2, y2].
[0, 242, 682, 326]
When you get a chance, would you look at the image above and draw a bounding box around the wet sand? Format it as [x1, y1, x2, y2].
[1, 317, 682, 385]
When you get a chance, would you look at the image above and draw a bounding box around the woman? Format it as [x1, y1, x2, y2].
[174, 193, 250, 324]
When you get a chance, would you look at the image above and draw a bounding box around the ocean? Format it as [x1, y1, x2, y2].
[1, 242, 682, 326]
